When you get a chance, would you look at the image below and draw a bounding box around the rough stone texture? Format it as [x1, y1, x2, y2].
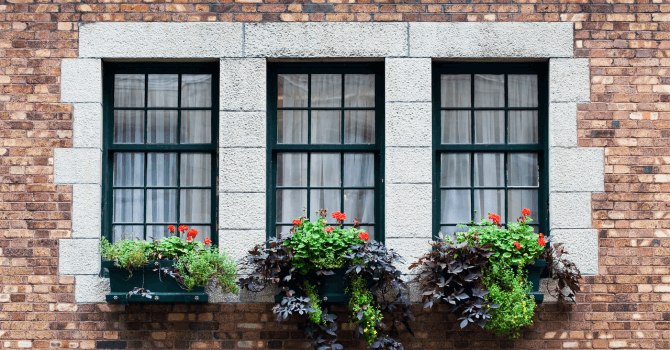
[218, 229, 266, 263]
[550, 58, 591, 103]
[550, 229, 599, 276]
[385, 184, 432, 238]
[219, 193, 266, 230]
[219, 148, 266, 193]
[549, 102, 578, 148]
[74, 276, 109, 303]
[59, 239, 101, 275]
[53, 148, 101, 185]
[61, 59, 102, 103]
[549, 148, 604, 193]
[385, 102, 432, 147]
[550, 192, 592, 229]
[385, 147, 431, 184]
[386, 238, 432, 276]
[385, 58, 431, 102]
[72, 184, 101, 239]
[409, 22, 574, 58]
[220, 58, 267, 112]
[245, 23, 408, 57]
[219, 112, 266, 148]
[79, 22, 243, 58]
[72, 103, 102, 149]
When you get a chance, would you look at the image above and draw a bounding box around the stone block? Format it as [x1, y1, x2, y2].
[550, 192, 592, 229]
[549, 147, 604, 193]
[75, 275, 110, 303]
[59, 239, 100, 275]
[385, 102, 431, 147]
[385, 147, 431, 184]
[549, 102, 578, 148]
[220, 58, 266, 112]
[385, 58, 431, 102]
[219, 112, 266, 148]
[220, 148, 266, 193]
[61, 59, 102, 103]
[54, 148, 101, 185]
[219, 193, 266, 230]
[549, 229, 599, 276]
[385, 184, 432, 238]
[550, 58, 590, 103]
[72, 184, 101, 239]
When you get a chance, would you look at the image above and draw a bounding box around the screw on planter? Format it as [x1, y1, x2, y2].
[323, 296, 328, 301]
[154, 296, 159, 301]
[194, 296, 199, 301]
[113, 295, 118, 300]
[155, 262, 159, 266]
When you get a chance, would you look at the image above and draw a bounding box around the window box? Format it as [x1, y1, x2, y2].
[527, 259, 546, 303]
[274, 267, 351, 304]
[102, 260, 208, 304]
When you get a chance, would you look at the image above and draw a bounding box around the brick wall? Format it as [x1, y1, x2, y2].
[1, 1, 669, 349]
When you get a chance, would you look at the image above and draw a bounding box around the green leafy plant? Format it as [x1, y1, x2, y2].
[100, 225, 238, 295]
[481, 259, 536, 338]
[240, 209, 412, 350]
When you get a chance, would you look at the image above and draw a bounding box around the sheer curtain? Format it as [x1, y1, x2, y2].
[112, 73, 213, 242]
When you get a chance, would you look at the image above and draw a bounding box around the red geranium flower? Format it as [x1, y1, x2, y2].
[513, 241, 521, 250]
[204, 238, 212, 245]
[488, 213, 501, 226]
[538, 233, 545, 247]
[167, 225, 175, 233]
[332, 211, 346, 221]
[324, 227, 334, 233]
[292, 219, 302, 225]
[522, 208, 531, 216]
[187, 229, 198, 239]
[178, 225, 188, 232]
[187, 237, 192, 242]
[358, 232, 370, 241]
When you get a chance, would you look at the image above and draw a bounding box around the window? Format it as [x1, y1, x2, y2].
[102, 63, 218, 244]
[433, 63, 548, 238]
[268, 63, 384, 241]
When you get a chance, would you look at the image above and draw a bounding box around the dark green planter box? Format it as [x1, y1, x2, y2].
[275, 267, 350, 304]
[102, 260, 208, 304]
[526, 259, 546, 303]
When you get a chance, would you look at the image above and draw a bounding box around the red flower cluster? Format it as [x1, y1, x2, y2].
[358, 232, 370, 241]
[167, 225, 176, 233]
[522, 208, 531, 216]
[186, 228, 198, 242]
[538, 233, 546, 247]
[178, 225, 188, 232]
[292, 219, 302, 226]
[332, 211, 346, 221]
[204, 237, 212, 245]
[488, 213, 501, 225]
[323, 227, 334, 233]
[513, 241, 521, 250]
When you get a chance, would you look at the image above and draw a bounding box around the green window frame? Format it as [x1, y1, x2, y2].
[102, 62, 219, 245]
[432, 62, 549, 239]
[267, 62, 385, 242]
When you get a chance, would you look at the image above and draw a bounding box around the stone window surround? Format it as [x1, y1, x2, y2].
[56, 22, 603, 303]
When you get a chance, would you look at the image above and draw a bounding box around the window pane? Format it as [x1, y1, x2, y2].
[114, 110, 144, 144]
[147, 74, 178, 108]
[311, 74, 342, 107]
[310, 190, 341, 223]
[344, 153, 374, 187]
[114, 74, 145, 108]
[276, 189, 307, 223]
[509, 111, 538, 144]
[181, 110, 211, 144]
[357, 226, 374, 238]
[474, 153, 504, 187]
[113, 153, 144, 187]
[147, 110, 177, 144]
[508, 74, 538, 108]
[311, 111, 341, 144]
[474, 110, 504, 144]
[180, 153, 211, 187]
[114, 225, 143, 242]
[508, 153, 539, 187]
[441, 190, 470, 224]
[277, 153, 307, 187]
[440, 153, 470, 187]
[344, 189, 374, 223]
[180, 189, 211, 223]
[310, 153, 340, 187]
[181, 74, 212, 108]
[146, 189, 177, 223]
[276, 225, 293, 238]
[147, 153, 177, 187]
[278, 74, 308, 108]
[441, 75, 471, 108]
[147, 225, 172, 241]
[474, 189, 505, 223]
[344, 111, 375, 144]
[440, 225, 468, 238]
[344, 74, 375, 108]
[508, 189, 538, 223]
[441, 111, 471, 144]
[113, 189, 144, 223]
[474, 74, 504, 108]
[278, 110, 308, 144]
